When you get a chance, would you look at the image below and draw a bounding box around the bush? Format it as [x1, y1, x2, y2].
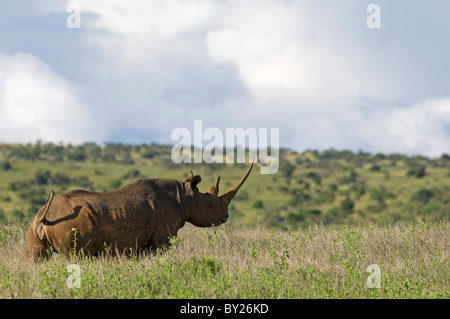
[36, 170, 52, 185]
[0, 161, 13, 171]
[234, 190, 249, 201]
[109, 179, 122, 190]
[339, 197, 354, 215]
[411, 188, 435, 205]
[36, 171, 71, 186]
[8, 179, 33, 191]
[351, 182, 367, 198]
[123, 169, 146, 179]
[18, 187, 47, 206]
[304, 171, 321, 185]
[278, 159, 295, 184]
[287, 210, 305, 223]
[369, 185, 393, 203]
[74, 176, 93, 189]
[262, 209, 285, 227]
[67, 149, 87, 162]
[337, 169, 358, 184]
[288, 207, 321, 226]
[252, 200, 264, 209]
[141, 152, 154, 159]
[53, 172, 72, 186]
[420, 201, 441, 215]
[407, 164, 426, 178]
[311, 190, 335, 205]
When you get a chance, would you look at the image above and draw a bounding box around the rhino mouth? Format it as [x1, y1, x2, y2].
[211, 216, 228, 226]
[219, 215, 229, 224]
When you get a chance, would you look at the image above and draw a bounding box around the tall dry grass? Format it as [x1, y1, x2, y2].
[0, 218, 448, 298]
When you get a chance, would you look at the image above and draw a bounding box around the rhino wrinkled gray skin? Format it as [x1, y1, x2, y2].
[26, 163, 253, 261]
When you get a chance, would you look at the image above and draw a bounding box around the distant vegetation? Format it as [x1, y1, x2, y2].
[0, 141, 449, 227]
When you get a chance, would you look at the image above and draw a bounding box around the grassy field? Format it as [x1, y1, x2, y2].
[1, 218, 448, 298]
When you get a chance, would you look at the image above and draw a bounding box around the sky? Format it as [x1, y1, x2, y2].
[0, 0, 449, 158]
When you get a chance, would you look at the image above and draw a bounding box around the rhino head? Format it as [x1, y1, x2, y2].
[183, 163, 253, 227]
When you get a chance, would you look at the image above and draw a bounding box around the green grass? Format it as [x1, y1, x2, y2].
[1, 219, 448, 298]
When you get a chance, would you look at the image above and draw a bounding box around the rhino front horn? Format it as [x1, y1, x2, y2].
[221, 162, 253, 204]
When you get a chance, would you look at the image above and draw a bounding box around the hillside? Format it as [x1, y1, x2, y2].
[0, 142, 449, 226]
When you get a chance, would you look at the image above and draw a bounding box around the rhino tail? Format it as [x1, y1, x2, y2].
[36, 189, 55, 240]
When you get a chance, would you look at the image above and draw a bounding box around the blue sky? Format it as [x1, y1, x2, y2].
[0, 0, 449, 157]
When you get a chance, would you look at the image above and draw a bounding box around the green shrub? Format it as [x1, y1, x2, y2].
[36, 171, 72, 186]
[18, 187, 47, 206]
[67, 149, 87, 162]
[0, 161, 13, 171]
[411, 188, 435, 204]
[287, 210, 305, 223]
[407, 164, 426, 178]
[8, 179, 32, 191]
[369, 185, 395, 205]
[252, 200, 264, 209]
[304, 171, 321, 185]
[338, 169, 358, 184]
[123, 169, 146, 179]
[339, 197, 354, 215]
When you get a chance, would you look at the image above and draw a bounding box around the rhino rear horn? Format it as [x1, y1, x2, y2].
[208, 176, 220, 197]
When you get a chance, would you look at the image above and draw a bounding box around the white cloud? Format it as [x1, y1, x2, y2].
[63, 0, 222, 76]
[43, 0, 391, 110]
[27, 0, 450, 157]
[0, 53, 99, 144]
[204, 0, 390, 112]
[343, 98, 450, 157]
[385, 98, 450, 157]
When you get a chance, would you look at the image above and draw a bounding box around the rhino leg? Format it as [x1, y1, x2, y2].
[144, 234, 173, 254]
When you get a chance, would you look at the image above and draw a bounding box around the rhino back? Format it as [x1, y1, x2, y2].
[43, 178, 186, 253]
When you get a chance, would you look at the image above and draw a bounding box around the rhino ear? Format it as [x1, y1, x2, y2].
[184, 171, 194, 183]
[186, 175, 202, 195]
[190, 175, 202, 189]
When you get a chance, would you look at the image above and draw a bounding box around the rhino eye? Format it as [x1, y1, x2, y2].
[208, 204, 214, 208]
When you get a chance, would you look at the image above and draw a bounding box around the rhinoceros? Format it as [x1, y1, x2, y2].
[26, 163, 253, 261]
